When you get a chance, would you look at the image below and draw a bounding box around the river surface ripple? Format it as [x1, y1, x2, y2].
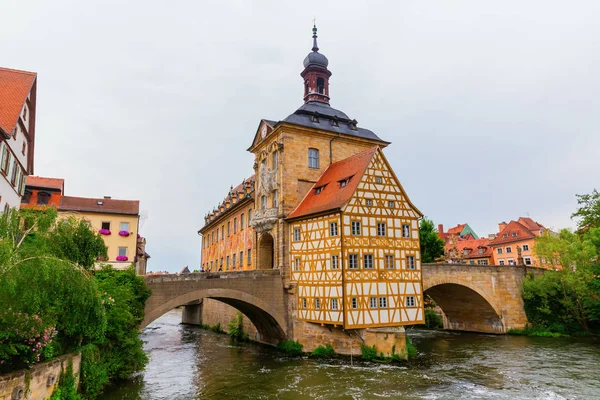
[100, 309, 600, 400]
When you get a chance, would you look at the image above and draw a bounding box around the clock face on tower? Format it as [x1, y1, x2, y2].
[260, 125, 268, 139]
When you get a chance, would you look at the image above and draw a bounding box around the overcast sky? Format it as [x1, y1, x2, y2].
[2, 1, 598, 272]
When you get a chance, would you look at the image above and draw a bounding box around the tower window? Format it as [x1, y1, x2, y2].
[316, 77, 325, 94]
[261, 195, 267, 210]
[308, 148, 319, 168]
[272, 151, 278, 170]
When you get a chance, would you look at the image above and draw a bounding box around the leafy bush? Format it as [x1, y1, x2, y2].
[277, 340, 303, 356]
[507, 328, 565, 338]
[424, 309, 444, 329]
[360, 344, 377, 361]
[227, 312, 248, 342]
[311, 344, 335, 358]
[406, 338, 418, 359]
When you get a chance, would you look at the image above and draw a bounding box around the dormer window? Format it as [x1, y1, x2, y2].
[310, 115, 319, 123]
[349, 119, 358, 131]
[339, 180, 347, 188]
[512, 232, 518, 237]
[463, 249, 469, 256]
[503, 233, 508, 238]
[331, 117, 339, 127]
[478, 248, 484, 254]
[315, 186, 325, 195]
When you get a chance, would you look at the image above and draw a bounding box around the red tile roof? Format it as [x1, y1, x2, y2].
[0, 67, 36, 136]
[447, 224, 466, 235]
[488, 220, 536, 246]
[286, 147, 377, 220]
[26, 176, 64, 192]
[518, 217, 545, 232]
[447, 237, 493, 259]
[59, 196, 139, 215]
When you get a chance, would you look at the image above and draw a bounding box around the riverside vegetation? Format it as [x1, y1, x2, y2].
[0, 208, 150, 399]
[518, 189, 600, 336]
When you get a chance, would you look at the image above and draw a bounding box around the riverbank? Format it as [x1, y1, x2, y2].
[100, 309, 600, 399]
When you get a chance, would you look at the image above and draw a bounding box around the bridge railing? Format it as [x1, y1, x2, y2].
[144, 269, 281, 282]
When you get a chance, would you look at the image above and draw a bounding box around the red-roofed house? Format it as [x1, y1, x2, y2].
[489, 218, 552, 267]
[21, 176, 64, 209]
[438, 223, 479, 242]
[196, 26, 426, 356]
[446, 237, 493, 265]
[0, 67, 37, 212]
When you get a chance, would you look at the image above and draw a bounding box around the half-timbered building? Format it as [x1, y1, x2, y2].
[198, 25, 424, 353]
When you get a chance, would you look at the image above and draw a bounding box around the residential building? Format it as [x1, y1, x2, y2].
[0, 67, 37, 211]
[438, 223, 479, 242]
[22, 176, 148, 271]
[58, 196, 140, 269]
[489, 217, 551, 267]
[21, 176, 64, 209]
[199, 25, 425, 337]
[446, 237, 493, 265]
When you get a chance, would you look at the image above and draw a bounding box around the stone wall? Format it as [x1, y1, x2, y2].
[0, 353, 81, 400]
[200, 299, 259, 341]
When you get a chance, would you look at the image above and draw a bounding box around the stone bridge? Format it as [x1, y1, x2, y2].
[142, 270, 288, 345]
[143, 264, 545, 340]
[422, 263, 544, 334]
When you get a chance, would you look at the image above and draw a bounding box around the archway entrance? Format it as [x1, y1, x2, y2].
[259, 233, 274, 269]
[424, 283, 505, 334]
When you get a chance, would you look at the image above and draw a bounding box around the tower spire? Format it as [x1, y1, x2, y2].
[312, 22, 319, 52]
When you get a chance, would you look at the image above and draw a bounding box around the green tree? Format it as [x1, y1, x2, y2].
[524, 227, 600, 334]
[48, 216, 108, 269]
[419, 217, 445, 263]
[572, 188, 600, 230]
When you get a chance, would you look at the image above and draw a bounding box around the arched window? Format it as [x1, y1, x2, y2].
[37, 191, 51, 205]
[316, 77, 325, 94]
[304, 80, 309, 96]
[308, 148, 319, 168]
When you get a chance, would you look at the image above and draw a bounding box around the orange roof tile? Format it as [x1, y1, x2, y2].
[518, 217, 545, 232]
[488, 220, 536, 246]
[26, 176, 64, 192]
[59, 196, 139, 215]
[447, 224, 466, 235]
[286, 147, 377, 220]
[0, 67, 36, 136]
[446, 237, 493, 259]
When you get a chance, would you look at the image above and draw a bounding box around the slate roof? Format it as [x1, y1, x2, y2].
[0, 67, 36, 136]
[286, 146, 377, 220]
[281, 102, 388, 143]
[26, 176, 64, 192]
[59, 196, 139, 215]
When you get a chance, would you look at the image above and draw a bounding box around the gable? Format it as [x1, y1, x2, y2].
[248, 119, 277, 151]
[0, 68, 36, 136]
[341, 149, 422, 218]
[286, 147, 377, 220]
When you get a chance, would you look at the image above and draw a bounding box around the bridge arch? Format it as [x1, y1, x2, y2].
[143, 288, 287, 345]
[424, 283, 505, 334]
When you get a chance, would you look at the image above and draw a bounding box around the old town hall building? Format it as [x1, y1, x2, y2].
[199, 26, 424, 348]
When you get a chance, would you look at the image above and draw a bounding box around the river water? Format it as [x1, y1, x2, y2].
[100, 309, 600, 400]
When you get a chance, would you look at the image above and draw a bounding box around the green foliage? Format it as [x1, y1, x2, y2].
[424, 309, 444, 329]
[227, 312, 248, 342]
[524, 227, 600, 334]
[47, 217, 108, 269]
[571, 188, 600, 230]
[50, 358, 81, 400]
[419, 217, 445, 263]
[277, 340, 303, 356]
[406, 339, 418, 359]
[507, 328, 566, 338]
[79, 266, 151, 398]
[311, 344, 335, 358]
[0, 208, 150, 398]
[360, 344, 377, 361]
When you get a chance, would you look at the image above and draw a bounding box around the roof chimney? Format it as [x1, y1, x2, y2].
[498, 221, 507, 232]
[438, 224, 444, 235]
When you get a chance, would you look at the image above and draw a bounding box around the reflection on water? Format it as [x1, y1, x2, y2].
[101, 309, 600, 400]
